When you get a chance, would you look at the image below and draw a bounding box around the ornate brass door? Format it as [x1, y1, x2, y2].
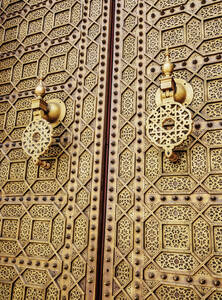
[1, 0, 222, 299]
[102, 0, 222, 299]
[0, 0, 111, 299]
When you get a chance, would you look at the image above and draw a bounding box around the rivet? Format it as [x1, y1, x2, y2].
[213, 280, 220, 286]
[187, 276, 193, 282]
[199, 278, 206, 284]
[135, 282, 139, 289]
[173, 275, 179, 281]
[135, 259, 140, 265]
[148, 272, 154, 279]
[136, 227, 140, 233]
[136, 206, 140, 211]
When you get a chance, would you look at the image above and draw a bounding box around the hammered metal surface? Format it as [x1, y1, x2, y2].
[103, 0, 222, 299]
[0, 0, 111, 299]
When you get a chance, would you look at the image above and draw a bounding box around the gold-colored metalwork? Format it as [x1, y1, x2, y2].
[32, 78, 66, 128]
[155, 78, 193, 106]
[2, 0, 222, 299]
[22, 118, 52, 168]
[146, 49, 193, 160]
[22, 79, 66, 168]
[0, 0, 111, 299]
[155, 49, 193, 106]
[103, 1, 222, 300]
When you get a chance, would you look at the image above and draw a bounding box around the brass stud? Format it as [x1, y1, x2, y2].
[135, 282, 139, 289]
[187, 276, 193, 283]
[135, 271, 140, 277]
[173, 275, 179, 281]
[199, 278, 206, 284]
[213, 280, 220, 287]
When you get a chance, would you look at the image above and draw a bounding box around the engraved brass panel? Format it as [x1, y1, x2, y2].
[2, 0, 222, 299]
[0, 0, 111, 299]
[103, 1, 222, 299]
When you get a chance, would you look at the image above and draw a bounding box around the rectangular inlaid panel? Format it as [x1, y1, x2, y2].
[103, 0, 222, 299]
[0, 0, 111, 299]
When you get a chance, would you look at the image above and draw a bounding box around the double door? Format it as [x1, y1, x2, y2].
[0, 0, 222, 299]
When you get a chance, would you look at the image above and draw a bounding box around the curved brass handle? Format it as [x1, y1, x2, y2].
[146, 48, 193, 162]
[22, 78, 66, 169]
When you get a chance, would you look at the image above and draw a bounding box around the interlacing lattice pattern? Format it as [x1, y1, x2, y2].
[2, 0, 222, 299]
[103, 0, 222, 299]
[0, 0, 110, 299]
[22, 118, 52, 163]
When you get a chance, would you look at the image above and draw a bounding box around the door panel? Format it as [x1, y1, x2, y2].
[103, 0, 222, 299]
[0, 0, 110, 299]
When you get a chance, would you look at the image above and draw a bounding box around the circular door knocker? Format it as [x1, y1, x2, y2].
[21, 78, 66, 169]
[146, 48, 193, 161]
[147, 102, 192, 160]
[22, 119, 53, 169]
